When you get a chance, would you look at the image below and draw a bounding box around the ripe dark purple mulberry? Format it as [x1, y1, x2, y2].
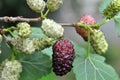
[52, 40, 75, 76]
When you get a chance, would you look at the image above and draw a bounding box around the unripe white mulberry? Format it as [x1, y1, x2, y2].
[47, 0, 63, 11]
[22, 38, 35, 54]
[90, 30, 108, 54]
[17, 22, 31, 38]
[0, 60, 22, 80]
[26, 0, 46, 13]
[11, 36, 35, 54]
[41, 19, 64, 38]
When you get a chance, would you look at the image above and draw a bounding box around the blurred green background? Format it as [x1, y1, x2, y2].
[0, 0, 120, 80]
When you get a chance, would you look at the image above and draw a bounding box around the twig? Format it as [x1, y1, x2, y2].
[0, 16, 42, 22]
[0, 16, 77, 27]
[0, 16, 75, 26]
[0, 16, 109, 28]
[59, 23, 75, 27]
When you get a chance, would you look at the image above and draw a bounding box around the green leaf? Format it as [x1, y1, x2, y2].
[42, 47, 53, 59]
[73, 52, 120, 80]
[17, 52, 52, 80]
[0, 41, 11, 63]
[39, 72, 55, 80]
[30, 27, 46, 39]
[114, 16, 120, 37]
[99, 0, 112, 13]
[72, 41, 86, 56]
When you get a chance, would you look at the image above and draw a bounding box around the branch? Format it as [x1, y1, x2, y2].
[0, 16, 42, 22]
[59, 23, 75, 27]
[0, 16, 76, 27]
[0, 16, 108, 29]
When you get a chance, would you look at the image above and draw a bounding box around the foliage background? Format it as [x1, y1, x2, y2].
[0, 0, 120, 80]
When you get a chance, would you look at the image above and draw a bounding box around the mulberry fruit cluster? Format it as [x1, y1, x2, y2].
[11, 36, 54, 54]
[26, 0, 46, 13]
[17, 22, 31, 38]
[0, 60, 22, 80]
[90, 29, 108, 54]
[75, 14, 96, 41]
[103, 0, 120, 19]
[52, 40, 75, 76]
[26, 0, 63, 13]
[12, 22, 55, 54]
[41, 19, 64, 38]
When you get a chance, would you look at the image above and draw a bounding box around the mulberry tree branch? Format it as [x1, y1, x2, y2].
[0, 16, 74, 25]
[0, 16, 108, 28]
[0, 16, 42, 22]
[0, 16, 76, 26]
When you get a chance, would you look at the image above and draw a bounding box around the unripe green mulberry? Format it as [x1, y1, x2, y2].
[11, 36, 35, 54]
[103, 0, 120, 19]
[26, 0, 46, 13]
[90, 30, 108, 54]
[32, 37, 53, 51]
[41, 19, 64, 38]
[0, 59, 22, 80]
[17, 22, 31, 38]
[47, 0, 63, 11]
